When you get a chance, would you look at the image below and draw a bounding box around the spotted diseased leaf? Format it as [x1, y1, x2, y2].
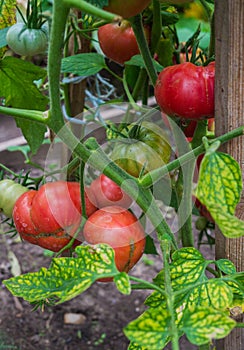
[215, 259, 236, 275]
[124, 306, 171, 350]
[196, 152, 242, 215]
[128, 342, 147, 350]
[205, 203, 244, 238]
[114, 272, 131, 295]
[181, 306, 236, 346]
[195, 151, 244, 238]
[3, 244, 125, 304]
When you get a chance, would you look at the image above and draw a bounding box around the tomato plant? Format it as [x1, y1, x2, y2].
[0, 1, 244, 349]
[89, 174, 132, 209]
[98, 20, 149, 65]
[155, 62, 215, 120]
[13, 181, 97, 252]
[111, 121, 171, 177]
[103, 0, 151, 18]
[83, 205, 146, 276]
[6, 23, 48, 56]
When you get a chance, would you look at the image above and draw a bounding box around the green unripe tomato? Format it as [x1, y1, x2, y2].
[0, 180, 28, 218]
[111, 121, 171, 177]
[6, 23, 48, 56]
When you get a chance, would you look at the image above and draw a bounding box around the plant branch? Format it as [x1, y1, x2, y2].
[0, 106, 49, 124]
[62, 0, 122, 23]
[130, 14, 158, 86]
[139, 125, 244, 188]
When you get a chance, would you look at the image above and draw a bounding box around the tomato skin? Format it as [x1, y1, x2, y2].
[98, 21, 144, 65]
[13, 190, 39, 245]
[13, 181, 97, 252]
[155, 62, 215, 120]
[103, 0, 151, 18]
[0, 179, 28, 218]
[6, 23, 48, 56]
[111, 121, 171, 177]
[90, 174, 132, 209]
[83, 206, 146, 278]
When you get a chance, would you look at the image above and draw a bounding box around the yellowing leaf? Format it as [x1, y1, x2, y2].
[3, 244, 129, 304]
[124, 306, 171, 350]
[182, 306, 236, 345]
[196, 152, 242, 215]
[195, 151, 244, 238]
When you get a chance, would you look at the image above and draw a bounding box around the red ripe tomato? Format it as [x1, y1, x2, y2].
[98, 20, 148, 65]
[13, 182, 97, 252]
[155, 62, 215, 120]
[89, 174, 133, 209]
[83, 206, 146, 280]
[103, 0, 151, 18]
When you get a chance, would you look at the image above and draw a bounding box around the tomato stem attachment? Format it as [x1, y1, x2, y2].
[62, 0, 122, 23]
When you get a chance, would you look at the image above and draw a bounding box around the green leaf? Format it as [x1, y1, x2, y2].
[0, 56, 48, 109]
[3, 244, 126, 304]
[61, 53, 106, 76]
[195, 151, 244, 238]
[0, 56, 48, 153]
[181, 306, 236, 346]
[125, 55, 163, 72]
[124, 306, 171, 350]
[215, 259, 237, 275]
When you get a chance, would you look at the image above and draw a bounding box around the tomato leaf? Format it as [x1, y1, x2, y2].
[61, 53, 106, 77]
[0, 56, 48, 153]
[125, 54, 163, 72]
[181, 306, 236, 346]
[215, 259, 237, 275]
[146, 248, 235, 313]
[124, 306, 171, 350]
[85, 0, 108, 7]
[195, 151, 244, 238]
[128, 342, 147, 350]
[114, 272, 131, 295]
[3, 244, 127, 304]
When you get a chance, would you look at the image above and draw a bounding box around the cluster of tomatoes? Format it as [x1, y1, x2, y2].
[0, 175, 146, 279]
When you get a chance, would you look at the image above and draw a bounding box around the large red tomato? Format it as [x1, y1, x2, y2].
[98, 20, 146, 65]
[155, 62, 215, 120]
[13, 181, 97, 252]
[83, 206, 146, 279]
[89, 174, 133, 209]
[103, 0, 151, 18]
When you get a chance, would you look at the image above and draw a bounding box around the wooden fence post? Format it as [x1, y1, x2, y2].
[215, 0, 244, 349]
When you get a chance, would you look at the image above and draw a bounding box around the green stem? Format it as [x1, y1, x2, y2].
[131, 68, 148, 101]
[208, 9, 215, 58]
[150, 0, 162, 54]
[140, 125, 244, 188]
[161, 240, 179, 350]
[130, 14, 158, 86]
[129, 276, 166, 295]
[0, 106, 49, 124]
[62, 0, 122, 22]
